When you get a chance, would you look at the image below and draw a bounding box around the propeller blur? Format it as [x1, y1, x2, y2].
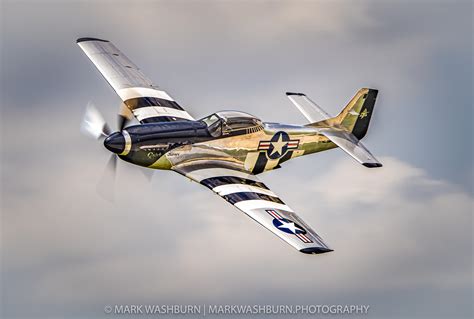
[78, 37, 383, 254]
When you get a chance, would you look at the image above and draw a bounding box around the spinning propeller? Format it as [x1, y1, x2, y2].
[80, 102, 133, 200]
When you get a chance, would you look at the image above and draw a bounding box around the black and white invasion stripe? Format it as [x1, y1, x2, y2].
[175, 163, 331, 250]
[181, 166, 295, 213]
[118, 87, 194, 123]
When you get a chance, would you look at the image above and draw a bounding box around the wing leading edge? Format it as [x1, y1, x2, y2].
[173, 160, 332, 254]
[77, 37, 194, 123]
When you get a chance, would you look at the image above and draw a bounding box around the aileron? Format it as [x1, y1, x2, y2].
[79, 37, 382, 255]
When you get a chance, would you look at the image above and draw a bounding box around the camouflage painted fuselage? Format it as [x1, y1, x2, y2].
[117, 121, 337, 174]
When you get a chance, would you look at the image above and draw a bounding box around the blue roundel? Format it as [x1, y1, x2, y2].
[267, 131, 291, 160]
[272, 218, 306, 235]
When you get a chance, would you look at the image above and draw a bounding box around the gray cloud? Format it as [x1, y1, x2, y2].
[1, 1, 472, 318]
[2, 0, 471, 188]
[2, 150, 472, 318]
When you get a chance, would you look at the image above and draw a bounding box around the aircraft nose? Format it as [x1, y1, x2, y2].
[104, 132, 125, 154]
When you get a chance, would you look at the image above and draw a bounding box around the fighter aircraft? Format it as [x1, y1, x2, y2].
[78, 37, 382, 254]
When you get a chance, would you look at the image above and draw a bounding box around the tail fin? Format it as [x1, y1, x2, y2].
[335, 88, 378, 140]
[288, 88, 382, 167]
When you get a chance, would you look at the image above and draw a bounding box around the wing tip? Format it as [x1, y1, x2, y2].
[286, 92, 306, 96]
[300, 247, 334, 255]
[362, 162, 383, 168]
[76, 37, 109, 44]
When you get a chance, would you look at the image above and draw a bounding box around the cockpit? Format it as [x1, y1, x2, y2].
[200, 111, 263, 137]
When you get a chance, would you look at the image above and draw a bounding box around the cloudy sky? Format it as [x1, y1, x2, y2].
[1, 1, 472, 318]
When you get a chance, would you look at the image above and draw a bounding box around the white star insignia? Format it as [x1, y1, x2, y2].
[277, 220, 299, 233]
[270, 134, 287, 156]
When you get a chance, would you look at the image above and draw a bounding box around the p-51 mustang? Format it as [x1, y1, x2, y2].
[78, 37, 382, 254]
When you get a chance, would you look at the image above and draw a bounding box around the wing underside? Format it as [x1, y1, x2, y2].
[173, 160, 332, 254]
[77, 37, 194, 123]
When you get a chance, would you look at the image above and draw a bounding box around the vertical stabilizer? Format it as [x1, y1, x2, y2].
[335, 88, 378, 139]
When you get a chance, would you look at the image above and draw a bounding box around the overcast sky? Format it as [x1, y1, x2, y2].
[1, 1, 472, 319]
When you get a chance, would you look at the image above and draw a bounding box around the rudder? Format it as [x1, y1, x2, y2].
[336, 88, 378, 140]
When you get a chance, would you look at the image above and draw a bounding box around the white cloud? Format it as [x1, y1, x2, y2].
[3, 154, 472, 317]
[1, 1, 472, 318]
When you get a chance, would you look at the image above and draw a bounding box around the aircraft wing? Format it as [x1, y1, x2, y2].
[320, 127, 382, 168]
[77, 37, 194, 123]
[172, 160, 332, 254]
[286, 92, 331, 123]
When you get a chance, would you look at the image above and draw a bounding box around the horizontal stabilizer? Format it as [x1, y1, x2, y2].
[286, 92, 331, 123]
[320, 128, 382, 168]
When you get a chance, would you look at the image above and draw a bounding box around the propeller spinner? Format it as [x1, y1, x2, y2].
[80, 102, 133, 201]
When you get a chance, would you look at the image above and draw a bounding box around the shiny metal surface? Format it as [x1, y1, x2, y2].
[77, 38, 195, 123]
[78, 37, 382, 254]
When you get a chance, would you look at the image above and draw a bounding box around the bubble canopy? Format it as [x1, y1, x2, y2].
[200, 111, 263, 137]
